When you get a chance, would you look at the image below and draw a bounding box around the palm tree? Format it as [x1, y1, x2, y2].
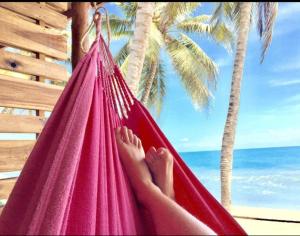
[214, 2, 278, 211]
[105, 2, 233, 115]
[125, 2, 155, 97]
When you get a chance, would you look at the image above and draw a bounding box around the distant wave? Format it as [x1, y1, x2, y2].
[181, 146, 300, 210]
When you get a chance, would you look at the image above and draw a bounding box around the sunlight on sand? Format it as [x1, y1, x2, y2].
[232, 206, 300, 235]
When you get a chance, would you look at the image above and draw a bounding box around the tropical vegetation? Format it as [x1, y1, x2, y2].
[104, 2, 234, 115]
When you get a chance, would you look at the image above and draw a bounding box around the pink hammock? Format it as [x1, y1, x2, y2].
[0, 35, 246, 235]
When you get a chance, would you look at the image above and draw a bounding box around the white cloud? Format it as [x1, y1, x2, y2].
[176, 135, 222, 152]
[266, 103, 300, 114]
[215, 58, 231, 68]
[284, 94, 300, 104]
[180, 137, 189, 142]
[272, 3, 300, 37]
[235, 127, 300, 149]
[277, 2, 300, 22]
[273, 21, 300, 37]
[268, 79, 300, 87]
[192, 102, 202, 111]
[272, 60, 300, 72]
[176, 122, 300, 152]
[229, 104, 300, 149]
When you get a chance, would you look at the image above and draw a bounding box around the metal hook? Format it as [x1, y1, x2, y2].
[80, 5, 111, 53]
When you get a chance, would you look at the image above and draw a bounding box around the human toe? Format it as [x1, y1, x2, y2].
[132, 135, 137, 146]
[127, 129, 134, 143]
[145, 146, 156, 162]
[120, 126, 130, 143]
[157, 148, 173, 161]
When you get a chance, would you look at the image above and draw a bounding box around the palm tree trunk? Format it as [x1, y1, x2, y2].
[141, 61, 158, 104]
[126, 2, 155, 96]
[220, 2, 252, 211]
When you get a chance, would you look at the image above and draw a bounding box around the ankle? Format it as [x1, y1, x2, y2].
[136, 180, 162, 205]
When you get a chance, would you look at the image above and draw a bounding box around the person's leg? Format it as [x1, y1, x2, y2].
[115, 126, 216, 235]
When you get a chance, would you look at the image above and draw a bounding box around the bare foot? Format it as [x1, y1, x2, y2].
[115, 126, 161, 204]
[145, 147, 175, 199]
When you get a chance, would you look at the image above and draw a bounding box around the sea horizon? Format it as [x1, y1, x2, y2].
[180, 145, 300, 210]
[179, 145, 300, 154]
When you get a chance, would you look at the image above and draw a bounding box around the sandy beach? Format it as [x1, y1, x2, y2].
[232, 206, 300, 235]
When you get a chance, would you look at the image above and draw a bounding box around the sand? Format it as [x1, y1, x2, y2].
[232, 206, 300, 235]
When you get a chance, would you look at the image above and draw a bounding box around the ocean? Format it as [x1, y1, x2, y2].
[180, 146, 300, 210]
[1, 146, 299, 210]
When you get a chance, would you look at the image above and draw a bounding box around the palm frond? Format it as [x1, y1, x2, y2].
[223, 2, 237, 20]
[102, 14, 133, 40]
[114, 41, 130, 66]
[145, 22, 164, 61]
[210, 2, 224, 24]
[114, 2, 138, 24]
[177, 15, 234, 52]
[114, 41, 130, 76]
[159, 2, 201, 29]
[256, 2, 278, 63]
[139, 59, 166, 116]
[178, 33, 218, 80]
[149, 64, 166, 116]
[166, 36, 216, 108]
[210, 22, 234, 52]
[231, 2, 242, 30]
[138, 56, 158, 98]
[211, 2, 240, 32]
[257, 2, 263, 37]
[176, 15, 211, 34]
[120, 54, 129, 77]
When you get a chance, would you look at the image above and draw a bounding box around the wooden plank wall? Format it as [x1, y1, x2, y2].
[0, 2, 70, 213]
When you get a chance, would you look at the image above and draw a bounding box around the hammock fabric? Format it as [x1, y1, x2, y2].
[0, 36, 246, 235]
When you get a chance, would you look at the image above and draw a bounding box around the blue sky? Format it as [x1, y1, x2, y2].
[105, 2, 300, 152]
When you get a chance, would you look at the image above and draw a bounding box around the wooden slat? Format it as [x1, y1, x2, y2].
[0, 5, 36, 23]
[0, 114, 46, 133]
[0, 3, 68, 29]
[0, 178, 17, 199]
[47, 2, 69, 12]
[0, 7, 67, 60]
[0, 74, 63, 111]
[0, 50, 68, 82]
[0, 141, 35, 172]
